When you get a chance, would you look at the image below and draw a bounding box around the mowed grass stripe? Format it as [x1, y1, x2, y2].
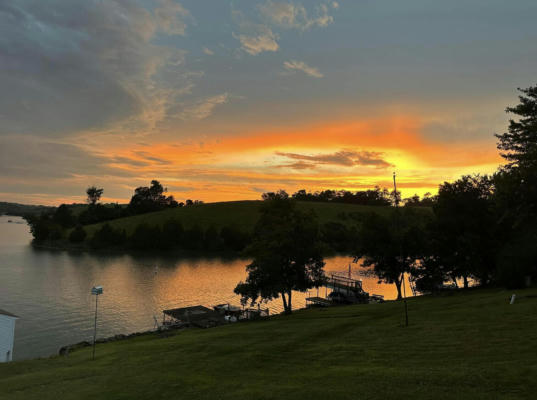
[1, 287, 536, 399]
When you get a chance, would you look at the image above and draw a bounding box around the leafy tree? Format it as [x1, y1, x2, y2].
[291, 187, 391, 206]
[86, 186, 104, 205]
[53, 204, 76, 228]
[234, 194, 325, 314]
[183, 225, 204, 250]
[27, 214, 52, 242]
[496, 85, 537, 170]
[493, 84, 537, 285]
[128, 180, 177, 214]
[321, 222, 357, 253]
[356, 209, 427, 300]
[78, 203, 123, 225]
[261, 189, 289, 201]
[404, 192, 437, 207]
[128, 223, 162, 250]
[220, 226, 250, 252]
[160, 219, 184, 249]
[90, 224, 126, 248]
[203, 225, 222, 251]
[433, 175, 496, 287]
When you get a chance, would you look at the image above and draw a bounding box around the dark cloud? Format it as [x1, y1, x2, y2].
[132, 151, 171, 165]
[275, 161, 316, 170]
[0, 0, 189, 136]
[110, 157, 151, 168]
[275, 150, 393, 169]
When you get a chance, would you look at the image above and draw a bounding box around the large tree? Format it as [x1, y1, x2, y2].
[128, 180, 178, 214]
[494, 85, 537, 223]
[234, 191, 325, 314]
[86, 186, 103, 205]
[356, 209, 427, 300]
[433, 175, 496, 287]
[494, 84, 537, 286]
[496, 85, 537, 169]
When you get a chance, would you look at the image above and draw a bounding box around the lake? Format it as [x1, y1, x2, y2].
[0, 215, 409, 361]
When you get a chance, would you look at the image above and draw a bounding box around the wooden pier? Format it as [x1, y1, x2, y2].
[162, 303, 269, 328]
[306, 273, 373, 307]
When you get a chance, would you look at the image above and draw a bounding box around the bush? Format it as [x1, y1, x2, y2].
[321, 222, 357, 253]
[160, 219, 184, 249]
[496, 234, 537, 289]
[69, 225, 87, 243]
[128, 223, 162, 250]
[78, 204, 123, 225]
[90, 224, 126, 249]
[182, 225, 204, 250]
[220, 226, 250, 252]
[203, 225, 223, 251]
[53, 204, 76, 228]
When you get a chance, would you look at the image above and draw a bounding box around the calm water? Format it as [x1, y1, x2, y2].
[0, 215, 406, 361]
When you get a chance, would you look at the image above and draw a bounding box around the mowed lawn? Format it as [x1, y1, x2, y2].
[83, 200, 419, 237]
[2, 288, 536, 400]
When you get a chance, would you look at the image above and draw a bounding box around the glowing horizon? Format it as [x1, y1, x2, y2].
[1, 1, 534, 206]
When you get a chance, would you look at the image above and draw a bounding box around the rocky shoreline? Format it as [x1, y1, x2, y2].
[58, 325, 187, 356]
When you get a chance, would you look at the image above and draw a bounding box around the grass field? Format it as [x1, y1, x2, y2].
[83, 200, 428, 237]
[2, 287, 536, 399]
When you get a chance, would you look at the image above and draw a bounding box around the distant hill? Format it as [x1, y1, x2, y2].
[83, 200, 430, 237]
[28, 200, 431, 253]
[0, 202, 55, 216]
[85, 200, 393, 236]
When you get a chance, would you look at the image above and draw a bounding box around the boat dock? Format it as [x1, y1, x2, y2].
[162, 303, 269, 329]
[306, 272, 384, 307]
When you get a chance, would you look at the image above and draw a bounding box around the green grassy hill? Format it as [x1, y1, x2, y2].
[2, 288, 536, 399]
[84, 201, 426, 237]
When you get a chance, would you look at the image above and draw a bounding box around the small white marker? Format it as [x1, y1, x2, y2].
[510, 294, 516, 304]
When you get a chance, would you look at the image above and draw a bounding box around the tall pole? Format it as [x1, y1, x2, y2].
[92, 294, 98, 360]
[393, 172, 409, 327]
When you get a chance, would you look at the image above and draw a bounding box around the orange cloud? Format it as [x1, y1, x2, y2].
[83, 114, 502, 204]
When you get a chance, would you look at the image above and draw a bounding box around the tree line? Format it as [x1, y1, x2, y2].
[82, 221, 250, 253]
[279, 187, 435, 207]
[26, 180, 204, 242]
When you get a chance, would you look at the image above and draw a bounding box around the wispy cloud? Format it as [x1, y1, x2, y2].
[275, 150, 393, 169]
[283, 60, 323, 78]
[155, 0, 191, 36]
[259, 1, 336, 31]
[178, 93, 229, 120]
[233, 26, 279, 55]
[0, 0, 194, 137]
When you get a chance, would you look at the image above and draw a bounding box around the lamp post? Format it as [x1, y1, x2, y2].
[91, 286, 103, 360]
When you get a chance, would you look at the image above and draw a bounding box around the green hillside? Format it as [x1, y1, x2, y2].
[84, 200, 427, 237]
[2, 288, 536, 399]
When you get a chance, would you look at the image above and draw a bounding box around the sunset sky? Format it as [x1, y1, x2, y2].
[1, 0, 536, 205]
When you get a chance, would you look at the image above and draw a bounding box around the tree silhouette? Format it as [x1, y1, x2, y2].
[86, 186, 104, 205]
[235, 194, 325, 314]
[496, 85, 537, 169]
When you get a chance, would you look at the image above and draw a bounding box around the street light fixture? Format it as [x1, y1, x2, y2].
[91, 286, 103, 360]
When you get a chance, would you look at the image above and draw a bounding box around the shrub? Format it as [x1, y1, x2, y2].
[220, 226, 250, 252]
[128, 223, 162, 250]
[69, 225, 87, 243]
[90, 224, 126, 248]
